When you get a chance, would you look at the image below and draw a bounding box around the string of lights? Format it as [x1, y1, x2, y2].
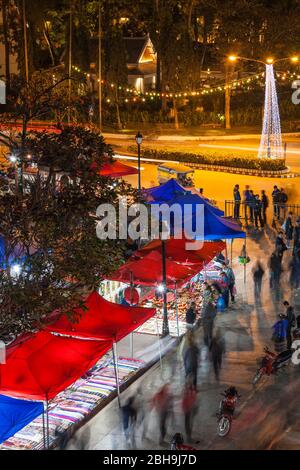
[70, 65, 300, 103]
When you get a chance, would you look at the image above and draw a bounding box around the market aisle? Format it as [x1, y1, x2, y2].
[66, 226, 299, 450]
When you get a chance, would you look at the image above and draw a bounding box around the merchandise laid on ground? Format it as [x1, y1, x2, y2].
[0, 292, 155, 449]
[0, 355, 145, 450]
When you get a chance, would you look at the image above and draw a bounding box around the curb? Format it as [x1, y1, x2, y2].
[116, 154, 299, 178]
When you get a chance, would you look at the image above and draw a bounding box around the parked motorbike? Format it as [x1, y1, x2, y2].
[217, 387, 240, 437]
[252, 347, 293, 386]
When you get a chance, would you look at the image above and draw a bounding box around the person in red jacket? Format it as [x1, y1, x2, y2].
[182, 383, 198, 441]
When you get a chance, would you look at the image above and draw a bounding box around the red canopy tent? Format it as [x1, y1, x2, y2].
[0, 331, 112, 400]
[108, 250, 203, 288]
[46, 291, 156, 342]
[133, 239, 225, 265]
[98, 160, 138, 178]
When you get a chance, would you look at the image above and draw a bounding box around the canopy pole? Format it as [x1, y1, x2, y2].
[46, 393, 50, 449]
[174, 281, 180, 337]
[225, 240, 228, 262]
[155, 311, 163, 371]
[161, 239, 169, 337]
[231, 239, 233, 265]
[112, 342, 121, 407]
[130, 332, 134, 358]
[244, 236, 247, 284]
[42, 402, 46, 450]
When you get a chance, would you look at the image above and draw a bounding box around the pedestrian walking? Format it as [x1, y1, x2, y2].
[261, 190, 269, 226]
[121, 396, 137, 448]
[233, 184, 241, 219]
[272, 185, 280, 220]
[283, 212, 294, 249]
[283, 301, 296, 350]
[272, 314, 289, 353]
[219, 271, 230, 308]
[279, 188, 288, 221]
[293, 218, 300, 255]
[202, 300, 217, 347]
[151, 383, 173, 445]
[183, 334, 200, 389]
[252, 260, 265, 300]
[224, 260, 236, 302]
[253, 194, 264, 229]
[185, 301, 197, 330]
[289, 248, 300, 290]
[209, 329, 226, 381]
[269, 250, 282, 299]
[181, 383, 198, 441]
[275, 232, 287, 261]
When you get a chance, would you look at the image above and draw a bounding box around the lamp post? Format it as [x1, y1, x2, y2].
[135, 131, 143, 191]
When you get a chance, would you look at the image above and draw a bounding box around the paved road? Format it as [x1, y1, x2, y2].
[67, 226, 300, 450]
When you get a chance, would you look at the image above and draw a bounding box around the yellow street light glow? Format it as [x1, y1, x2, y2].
[291, 56, 299, 63]
[266, 57, 274, 64]
[228, 55, 237, 62]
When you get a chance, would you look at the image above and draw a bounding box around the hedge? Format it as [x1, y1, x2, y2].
[127, 147, 287, 172]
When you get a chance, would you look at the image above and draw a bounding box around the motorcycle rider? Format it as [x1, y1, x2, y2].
[219, 386, 239, 416]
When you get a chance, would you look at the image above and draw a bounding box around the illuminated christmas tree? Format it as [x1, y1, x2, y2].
[258, 64, 284, 159]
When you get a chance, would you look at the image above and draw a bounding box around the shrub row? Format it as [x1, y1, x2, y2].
[127, 147, 287, 172]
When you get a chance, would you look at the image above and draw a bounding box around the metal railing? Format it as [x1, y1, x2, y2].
[225, 200, 300, 222]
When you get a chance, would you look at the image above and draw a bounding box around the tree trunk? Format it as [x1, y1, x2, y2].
[173, 97, 179, 130]
[2, 0, 10, 92]
[43, 22, 56, 67]
[115, 87, 122, 130]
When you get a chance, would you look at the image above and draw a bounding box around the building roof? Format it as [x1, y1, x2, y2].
[127, 62, 156, 77]
[123, 36, 150, 64]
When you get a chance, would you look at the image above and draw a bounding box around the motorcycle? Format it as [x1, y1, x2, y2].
[217, 387, 240, 437]
[252, 347, 293, 386]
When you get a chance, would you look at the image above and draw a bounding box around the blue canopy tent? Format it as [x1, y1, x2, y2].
[143, 179, 186, 202]
[0, 394, 43, 444]
[146, 182, 224, 217]
[149, 193, 246, 282]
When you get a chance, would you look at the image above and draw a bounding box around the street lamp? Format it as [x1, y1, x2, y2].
[135, 131, 143, 191]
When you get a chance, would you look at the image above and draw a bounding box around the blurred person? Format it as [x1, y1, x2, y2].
[261, 190, 269, 226]
[183, 333, 200, 389]
[185, 301, 197, 330]
[219, 271, 230, 308]
[121, 396, 137, 448]
[283, 301, 296, 349]
[209, 329, 226, 381]
[269, 250, 282, 298]
[283, 212, 294, 249]
[272, 314, 289, 353]
[272, 185, 280, 219]
[233, 184, 241, 219]
[275, 232, 287, 261]
[289, 248, 300, 290]
[243, 185, 252, 224]
[224, 260, 236, 302]
[55, 427, 70, 450]
[252, 260, 265, 300]
[253, 194, 264, 229]
[202, 300, 217, 347]
[181, 382, 198, 441]
[151, 383, 173, 445]
[293, 218, 300, 255]
[279, 187, 288, 220]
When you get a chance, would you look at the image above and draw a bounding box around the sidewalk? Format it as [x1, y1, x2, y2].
[65, 226, 300, 450]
